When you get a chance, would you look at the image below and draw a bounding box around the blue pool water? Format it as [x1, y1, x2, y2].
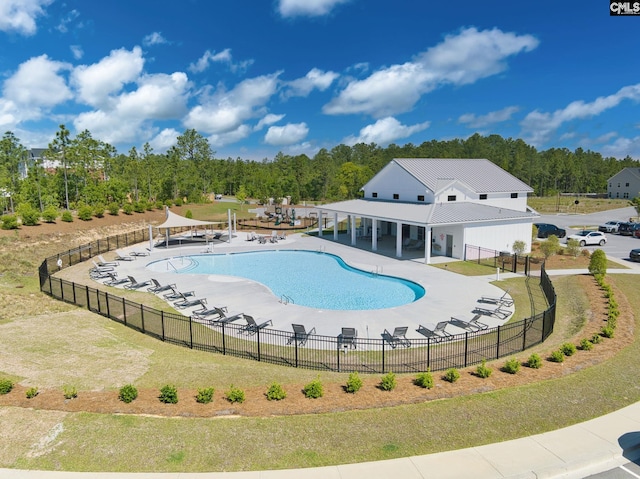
[148, 250, 424, 310]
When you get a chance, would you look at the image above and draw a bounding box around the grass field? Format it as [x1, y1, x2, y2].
[527, 196, 632, 215]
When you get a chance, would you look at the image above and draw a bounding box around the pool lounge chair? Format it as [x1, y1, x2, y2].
[130, 249, 150, 257]
[162, 288, 195, 301]
[174, 297, 207, 310]
[124, 276, 152, 290]
[338, 327, 357, 350]
[91, 261, 115, 273]
[104, 273, 131, 287]
[192, 306, 228, 321]
[449, 315, 489, 332]
[472, 304, 511, 320]
[479, 289, 514, 307]
[147, 278, 176, 293]
[416, 322, 453, 342]
[246, 231, 257, 241]
[381, 326, 411, 348]
[90, 269, 114, 280]
[288, 324, 316, 346]
[114, 249, 135, 261]
[239, 315, 272, 335]
[97, 255, 118, 267]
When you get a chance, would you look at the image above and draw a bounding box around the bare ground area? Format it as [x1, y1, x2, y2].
[0, 210, 633, 418]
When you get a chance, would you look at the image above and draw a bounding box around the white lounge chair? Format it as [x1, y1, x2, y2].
[416, 322, 453, 342]
[479, 289, 514, 307]
[450, 315, 489, 332]
[382, 326, 411, 348]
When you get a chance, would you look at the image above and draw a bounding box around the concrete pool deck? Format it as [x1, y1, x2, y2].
[104, 232, 514, 339]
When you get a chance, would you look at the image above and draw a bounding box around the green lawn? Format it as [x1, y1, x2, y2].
[528, 197, 631, 215]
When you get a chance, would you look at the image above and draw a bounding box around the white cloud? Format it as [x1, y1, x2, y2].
[0, 0, 52, 35]
[324, 27, 539, 117]
[71, 46, 145, 108]
[520, 83, 640, 146]
[284, 68, 338, 98]
[255, 113, 285, 131]
[56, 8, 79, 33]
[264, 122, 309, 145]
[207, 124, 252, 147]
[601, 135, 640, 159]
[143, 32, 168, 47]
[184, 73, 280, 135]
[189, 49, 232, 73]
[149, 128, 180, 152]
[70, 45, 83, 60]
[278, 0, 350, 17]
[459, 106, 519, 128]
[343, 117, 430, 146]
[3, 54, 73, 108]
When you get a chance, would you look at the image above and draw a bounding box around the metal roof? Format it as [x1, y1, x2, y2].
[392, 158, 534, 194]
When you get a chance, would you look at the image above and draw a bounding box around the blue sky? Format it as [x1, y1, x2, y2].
[0, 0, 639, 160]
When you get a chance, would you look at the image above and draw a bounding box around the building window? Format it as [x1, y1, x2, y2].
[626, 182, 630, 187]
[372, 192, 377, 198]
[479, 194, 487, 200]
[618, 183, 621, 187]
[417, 195, 424, 202]
[624, 192, 629, 199]
[617, 192, 620, 198]
[510, 193, 518, 199]
[609, 183, 612, 188]
[393, 193, 399, 200]
[447, 195, 456, 201]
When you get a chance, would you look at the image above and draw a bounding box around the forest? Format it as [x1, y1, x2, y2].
[1, 125, 639, 219]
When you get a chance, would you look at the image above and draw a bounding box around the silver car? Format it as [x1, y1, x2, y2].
[567, 230, 607, 246]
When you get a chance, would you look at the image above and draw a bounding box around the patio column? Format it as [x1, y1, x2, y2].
[350, 215, 357, 246]
[372, 218, 378, 251]
[425, 227, 432, 264]
[333, 213, 338, 241]
[395, 221, 403, 258]
[318, 210, 323, 237]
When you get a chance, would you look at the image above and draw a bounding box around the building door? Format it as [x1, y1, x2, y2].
[446, 234, 453, 257]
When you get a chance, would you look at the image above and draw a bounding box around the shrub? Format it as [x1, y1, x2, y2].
[443, 368, 460, 383]
[503, 357, 520, 374]
[588, 249, 607, 277]
[1, 214, 18, 230]
[0, 379, 14, 394]
[26, 387, 39, 399]
[17, 203, 40, 226]
[379, 371, 397, 391]
[540, 235, 560, 258]
[159, 384, 178, 404]
[77, 205, 93, 221]
[581, 248, 591, 258]
[185, 209, 193, 219]
[566, 238, 581, 257]
[107, 202, 120, 216]
[303, 378, 323, 399]
[512, 240, 526, 256]
[155, 200, 164, 209]
[118, 384, 138, 403]
[476, 359, 492, 379]
[560, 342, 577, 356]
[42, 205, 58, 223]
[601, 326, 615, 338]
[527, 353, 542, 369]
[414, 370, 434, 389]
[196, 387, 215, 404]
[591, 333, 603, 344]
[549, 350, 565, 363]
[265, 382, 287, 401]
[531, 224, 538, 240]
[122, 203, 134, 215]
[93, 204, 105, 218]
[580, 338, 594, 351]
[61, 210, 73, 222]
[133, 201, 146, 213]
[345, 372, 363, 394]
[175, 198, 183, 206]
[225, 385, 245, 403]
[63, 385, 78, 399]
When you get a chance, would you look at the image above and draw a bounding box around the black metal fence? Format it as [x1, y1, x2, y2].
[39, 230, 557, 374]
[464, 244, 543, 275]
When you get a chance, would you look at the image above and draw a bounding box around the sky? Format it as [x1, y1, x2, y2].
[0, 0, 639, 161]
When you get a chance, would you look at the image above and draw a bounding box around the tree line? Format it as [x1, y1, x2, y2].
[1, 125, 638, 216]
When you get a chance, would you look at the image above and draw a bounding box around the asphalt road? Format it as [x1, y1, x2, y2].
[536, 206, 640, 263]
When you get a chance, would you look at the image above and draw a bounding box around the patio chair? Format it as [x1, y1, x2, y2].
[162, 288, 195, 300]
[90, 269, 114, 280]
[246, 231, 257, 241]
[406, 239, 424, 250]
[479, 289, 514, 307]
[124, 276, 152, 290]
[472, 304, 511, 320]
[174, 297, 207, 310]
[114, 249, 135, 261]
[147, 278, 176, 293]
[381, 326, 411, 348]
[91, 261, 115, 273]
[287, 323, 316, 346]
[97, 255, 118, 267]
[192, 306, 228, 321]
[130, 249, 150, 257]
[239, 315, 272, 335]
[338, 327, 357, 350]
[449, 315, 489, 332]
[416, 322, 453, 342]
[104, 273, 131, 287]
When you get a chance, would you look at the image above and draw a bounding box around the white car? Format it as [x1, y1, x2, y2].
[567, 230, 607, 246]
[598, 221, 622, 233]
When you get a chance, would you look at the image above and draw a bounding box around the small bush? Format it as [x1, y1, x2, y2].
[580, 338, 594, 351]
[345, 372, 363, 394]
[601, 326, 615, 338]
[540, 235, 560, 258]
[512, 240, 526, 256]
[566, 238, 581, 257]
[560, 342, 577, 356]
[379, 371, 397, 391]
[118, 384, 138, 403]
[414, 370, 434, 389]
[159, 384, 178, 404]
[174, 198, 184, 206]
[527, 353, 543, 369]
[93, 204, 105, 218]
[185, 209, 193, 219]
[443, 368, 460, 383]
[265, 382, 286, 401]
[122, 203, 134, 215]
[589, 249, 607, 277]
[1, 214, 18, 230]
[63, 385, 78, 399]
[196, 386, 215, 404]
[61, 210, 73, 222]
[591, 333, 603, 344]
[42, 205, 58, 223]
[475, 359, 492, 379]
[549, 350, 565, 363]
[17, 203, 40, 226]
[0, 379, 14, 394]
[107, 202, 120, 216]
[225, 385, 245, 403]
[26, 387, 39, 399]
[77, 205, 93, 221]
[581, 248, 591, 257]
[133, 201, 146, 213]
[503, 357, 520, 374]
[303, 378, 323, 399]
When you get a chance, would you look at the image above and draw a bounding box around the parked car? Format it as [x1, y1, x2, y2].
[567, 230, 607, 246]
[619, 222, 639, 236]
[598, 221, 622, 233]
[630, 248, 640, 262]
[533, 223, 566, 239]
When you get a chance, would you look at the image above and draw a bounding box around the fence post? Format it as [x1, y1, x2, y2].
[72, 282, 77, 304]
[106, 292, 110, 318]
[257, 328, 261, 362]
[513, 254, 517, 274]
[122, 297, 127, 326]
[381, 340, 385, 373]
[294, 338, 299, 368]
[140, 304, 145, 333]
[161, 311, 165, 341]
[85, 285, 90, 311]
[426, 337, 430, 370]
[464, 332, 469, 367]
[337, 339, 341, 372]
[496, 325, 501, 359]
[60, 280, 64, 301]
[189, 316, 194, 349]
[221, 322, 226, 355]
[522, 317, 528, 350]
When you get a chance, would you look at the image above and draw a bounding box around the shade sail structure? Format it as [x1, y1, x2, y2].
[156, 210, 217, 229]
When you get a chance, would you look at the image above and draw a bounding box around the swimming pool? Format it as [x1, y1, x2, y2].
[147, 250, 425, 310]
